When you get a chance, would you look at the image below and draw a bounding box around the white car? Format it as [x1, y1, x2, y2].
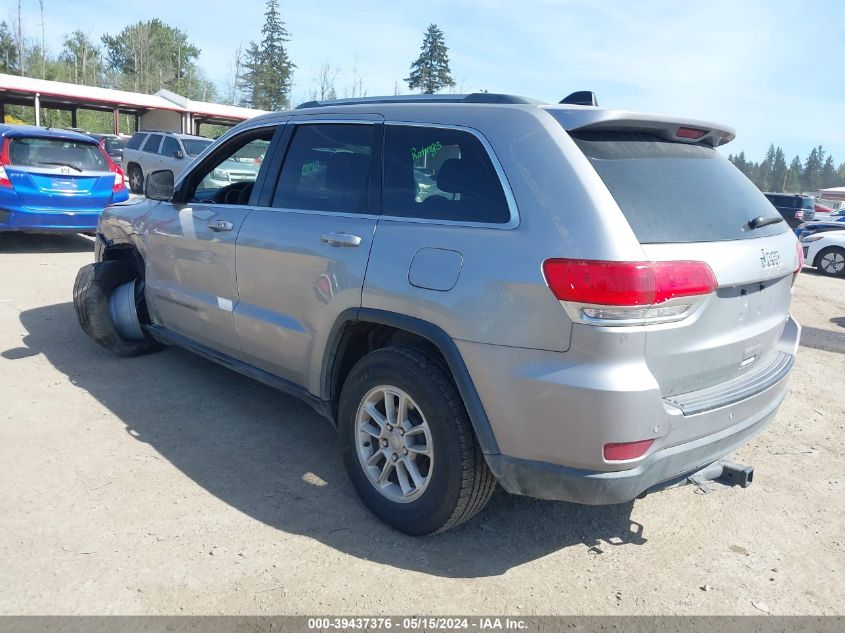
[801, 230, 845, 277]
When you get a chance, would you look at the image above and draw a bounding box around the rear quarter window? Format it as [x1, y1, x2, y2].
[126, 134, 147, 150]
[571, 132, 786, 243]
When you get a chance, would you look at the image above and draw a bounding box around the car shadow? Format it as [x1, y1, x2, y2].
[0, 232, 95, 254]
[9, 301, 647, 578]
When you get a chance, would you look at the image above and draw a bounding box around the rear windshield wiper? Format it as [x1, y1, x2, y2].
[35, 162, 84, 173]
[748, 215, 784, 230]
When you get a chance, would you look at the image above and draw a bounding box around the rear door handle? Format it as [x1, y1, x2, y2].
[208, 220, 234, 232]
[320, 232, 362, 247]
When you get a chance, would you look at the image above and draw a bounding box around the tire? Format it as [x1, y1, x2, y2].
[127, 165, 144, 194]
[815, 246, 845, 277]
[338, 345, 496, 535]
[73, 261, 161, 356]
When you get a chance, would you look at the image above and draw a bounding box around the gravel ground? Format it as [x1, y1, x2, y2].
[0, 232, 842, 615]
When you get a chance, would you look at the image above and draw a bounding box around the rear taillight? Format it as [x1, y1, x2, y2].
[98, 144, 125, 194]
[542, 259, 717, 325]
[795, 210, 804, 220]
[795, 239, 804, 273]
[604, 439, 654, 461]
[0, 138, 11, 188]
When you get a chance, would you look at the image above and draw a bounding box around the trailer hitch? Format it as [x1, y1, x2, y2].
[688, 459, 754, 494]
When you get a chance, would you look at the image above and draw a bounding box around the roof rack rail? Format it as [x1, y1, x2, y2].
[295, 93, 541, 109]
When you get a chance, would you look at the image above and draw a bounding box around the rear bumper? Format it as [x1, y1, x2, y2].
[486, 386, 783, 504]
[0, 207, 102, 232]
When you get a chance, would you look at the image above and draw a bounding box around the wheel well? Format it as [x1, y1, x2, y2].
[101, 244, 144, 279]
[815, 245, 845, 268]
[328, 322, 444, 421]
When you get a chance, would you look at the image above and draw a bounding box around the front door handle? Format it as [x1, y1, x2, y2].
[208, 220, 234, 232]
[320, 232, 362, 247]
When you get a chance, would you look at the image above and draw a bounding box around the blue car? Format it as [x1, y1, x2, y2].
[795, 218, 845, 240]
[0, 125, 129, 232]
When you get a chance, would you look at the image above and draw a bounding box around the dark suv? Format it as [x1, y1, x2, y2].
[764, 193, 816, 229]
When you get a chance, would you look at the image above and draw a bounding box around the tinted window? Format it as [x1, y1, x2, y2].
[8, 137, 108, 171]
[801, 197, 814, 209]
[182, 139, 212, 156]
[160, 136, 181, 157]
[383, 125, 510, 223]
[272, 124, 374, 213]
[571, 132, 786, 243]
[141, 134, 163, 153]
[126, 133, 146, 150]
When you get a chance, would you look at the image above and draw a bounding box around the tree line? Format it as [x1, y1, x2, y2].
[728, 145, 845, 194]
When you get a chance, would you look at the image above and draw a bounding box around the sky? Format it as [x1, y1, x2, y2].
[9, 0, 844, 162]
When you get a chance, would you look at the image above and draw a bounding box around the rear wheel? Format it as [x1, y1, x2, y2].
[73, 261, 160, 356]
[127, 165, 144, 194]
[338, 345, 496, 535]
[815, 246, 845, 277]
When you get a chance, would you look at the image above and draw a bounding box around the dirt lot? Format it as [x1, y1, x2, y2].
[0, 232, 843, 616]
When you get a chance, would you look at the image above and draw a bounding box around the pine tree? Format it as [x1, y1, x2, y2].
[820, 156, 838, 189]
[801, 146, 824, 193]
[757, 144, 776, 191]
[785, 156, 803, 193]
[771, 147, 788, 193]
[241, 0, 295, 110]
[406, 24, 455, 94]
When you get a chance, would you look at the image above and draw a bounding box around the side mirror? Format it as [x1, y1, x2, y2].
[145, 169, 175, 201]
[175, 150, 184, 159]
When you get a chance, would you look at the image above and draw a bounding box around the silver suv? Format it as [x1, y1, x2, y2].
[75, 93, 802, 535]
[122, 131, 213, 194]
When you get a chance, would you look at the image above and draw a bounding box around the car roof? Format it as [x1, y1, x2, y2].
[132, 130, 209, 140]
[247, 93, 736, 147]
[0, 124, 98, 144]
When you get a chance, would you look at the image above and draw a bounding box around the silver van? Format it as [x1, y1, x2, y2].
[75, 93, 802, 534]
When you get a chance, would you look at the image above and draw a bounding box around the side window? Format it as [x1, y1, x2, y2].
[141, 134, 163, 153]
[159, 136, 181, 157]
[126, 134, 146, 150]
[271, 124, 374, 214]
[185, 127, 275, 204]
[383, 125, 511, 223]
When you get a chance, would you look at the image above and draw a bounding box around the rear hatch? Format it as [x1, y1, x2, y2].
[556, 121, 797, 399]
[5, 136, 115, 211]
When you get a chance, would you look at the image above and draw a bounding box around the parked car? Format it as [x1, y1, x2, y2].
[74, 93, 801, 535]
[795, 218, 845, 240]
[764, 193, 816, 228]
[121, 130, 212, 194]
[800, 230, 845, 277]
[88, 133, 129, 163]
[0, 124, 128, 232]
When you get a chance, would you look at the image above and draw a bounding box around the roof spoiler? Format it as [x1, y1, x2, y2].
[560, 91, 598, 107]
[550, 109, 736, 147]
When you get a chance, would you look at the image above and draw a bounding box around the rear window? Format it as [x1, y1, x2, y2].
[182, 139, 212, 156]
[103, 137, 126, 152]
[571, 132, 786, 243]
[8, 137, 108, 171]
[801, 197, 815, 209]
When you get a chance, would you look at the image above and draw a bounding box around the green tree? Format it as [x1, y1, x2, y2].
[785, 155, 803, 193]
[820, 155, 838, 189]
[59, 31, 102, 86]
[757, 144, 776, 191]
[240, 0, 295, 110]
[101, 20, 212, 99]
[801, 146, 824, 193]
[406, 24, 455, 94]
[771, 147, 788, 192]
[0, 21, 18, 73]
